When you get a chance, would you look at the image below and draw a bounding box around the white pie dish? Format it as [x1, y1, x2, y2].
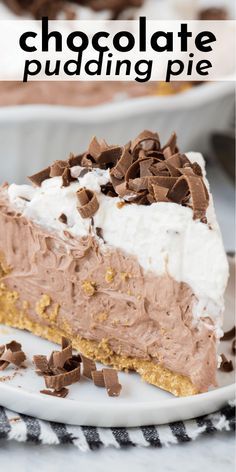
[0, 80, 234, 184]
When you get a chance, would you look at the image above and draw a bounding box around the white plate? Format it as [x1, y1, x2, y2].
[0, 257, 235, 427]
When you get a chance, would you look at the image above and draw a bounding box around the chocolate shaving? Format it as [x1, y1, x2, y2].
[50, 160, 68, 178]
[0, 341, 26, 371]
[34, 337, 81, 392]
[110, 145, 133, 180]
[81, 354, 96, 379]
[59, 213, 67, 224]
[222, 326, 236, 341]
[33, 355, 51, 375]
[95, 227, 105, 242]
[77, 188, 99, 219]
[40, 388, 69, 398]
[152, 185, 170, 202]
[103, 369, 122, 397]
[131, 130, 160, 153]
[162, 131, 178, 155]
[44, 366, 80, 391]
[27, 130, 209, 221]
[219, 354, 234, 372]
[92, 370, 105, 387]
[52, 337, 72, 369]
[168, 175, 208, 220]
[28, 167, 50, 187]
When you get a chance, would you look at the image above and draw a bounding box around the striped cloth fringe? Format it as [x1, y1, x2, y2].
[0, 401, 235, 451]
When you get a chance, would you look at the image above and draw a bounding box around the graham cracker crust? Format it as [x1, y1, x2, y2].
[0, 284, 198, 396]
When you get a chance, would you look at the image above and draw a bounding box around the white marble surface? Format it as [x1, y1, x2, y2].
[0, 432, 235, 472]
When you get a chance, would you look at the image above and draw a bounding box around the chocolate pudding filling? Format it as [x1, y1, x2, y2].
[0, 192, 216, 392]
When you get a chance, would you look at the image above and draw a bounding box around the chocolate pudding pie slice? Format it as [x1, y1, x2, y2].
[0, 131, 228, 396]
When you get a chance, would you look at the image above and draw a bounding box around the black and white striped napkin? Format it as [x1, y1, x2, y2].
[0, 402, 235, 451]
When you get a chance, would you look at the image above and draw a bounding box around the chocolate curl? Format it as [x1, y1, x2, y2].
[88, 136, 105, 160]
[59, 213, 67, 224]
[163, 147, 172, 159]
[88, 137, 122, 167]
[192, 162, 203, 177]
[168, 175, 209, 220]
[77, 188, 99, 219]
[128, 176, 177, 194]
[28, 167, 51, 187]
[52, 337, 72, 369]
[125, 158, 157, 182]
[81, 354, 96, 379]
[131, 130, 160, 153]
[99, 146, 123, 167]
[0, 349, 25, 367]
[222, 326, 236, 341]
[139, 158, 158, 177]
[92, 370, 105, 387]
[80, 153, 94, 168]
[110, 145, 133, 180]
[219, 354, 234, 373]
[162, 132, 178, 155]
[44, 366, 81, 391]
[40, 388, 69, 398]
[67, 153, 83, 168]
[152, 185, 170, 202]
[114, 181, 136, 199]
[50, 160, 75, 187]
[150, 160, 181, 178]
[50, 160, 68, 178]
[33, 355, 50, 374]
[0, 341, 26, 370]
[179, 167, 195, 176]
[167, 153, 189, 169]
[103, 369, 122, 397]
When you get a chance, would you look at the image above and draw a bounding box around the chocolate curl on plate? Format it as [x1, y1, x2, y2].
[92, 370, 105, 387]
[40, 388, 69, 398]
[34, 337, 82, 392]
[52, 337, 73, 369]
[44, 366, 81, 391]
[81, 354, 96, 379]
[168, 175, 209, 220]
[0, 341, 26, 371]
[91, 368, 122, 396]
[103, 369, 122, 397]
[77, 188, 99, 219]
[33, 355, 51, 375]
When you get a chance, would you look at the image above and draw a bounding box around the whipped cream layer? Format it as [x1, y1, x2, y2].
[7, 151, 229, 336]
